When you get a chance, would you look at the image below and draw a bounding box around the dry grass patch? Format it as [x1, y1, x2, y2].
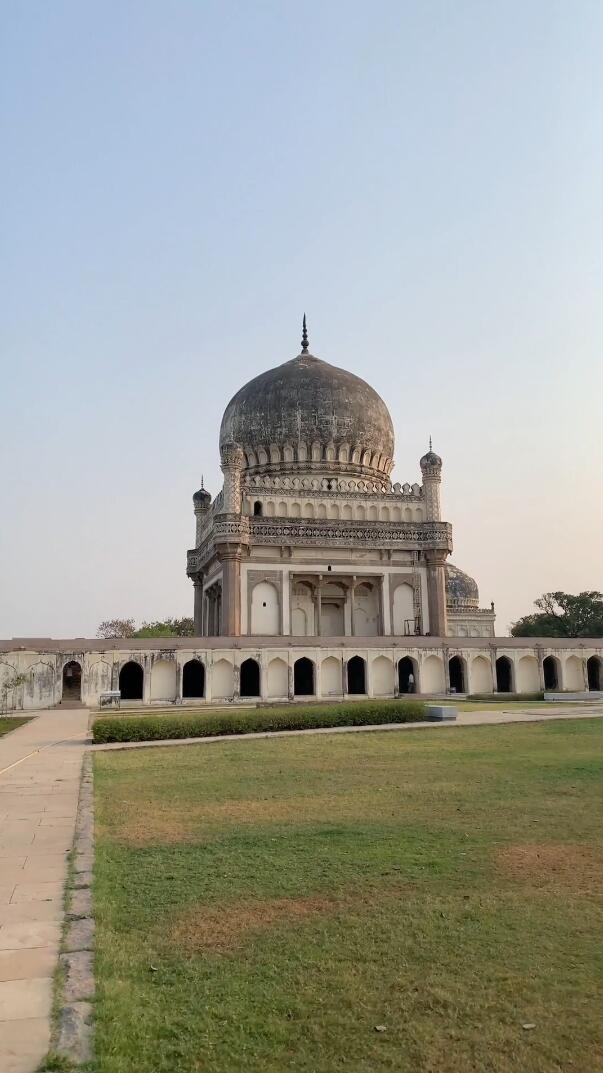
[497, 842, 603, 894]
[167, 886, 408, 954]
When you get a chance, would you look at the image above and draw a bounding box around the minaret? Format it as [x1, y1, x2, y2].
[420, 437, 442, 521]
[420, 440, 448, 637]
[192, 478, 211, 547]
[191, 480, 211, 635]
[216, 441, 245, 636]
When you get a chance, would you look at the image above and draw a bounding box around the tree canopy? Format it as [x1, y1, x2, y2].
[97, 617, 194, 639]
[511, 592, 603, 637]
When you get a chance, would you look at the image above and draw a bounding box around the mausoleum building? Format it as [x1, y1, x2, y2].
[187, 321, 495, 641]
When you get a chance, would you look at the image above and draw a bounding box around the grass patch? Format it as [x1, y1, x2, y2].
[94, 719, 603, 1073]
[92, 699, 427, 743]
[0, 715, 31, 737]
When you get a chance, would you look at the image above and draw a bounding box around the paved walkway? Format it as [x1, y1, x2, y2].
[0, 710, 88, 1073]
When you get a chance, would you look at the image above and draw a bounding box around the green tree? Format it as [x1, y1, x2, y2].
[511, 591, 603, 637]
[133, 617, 194, 638]
[97, 618, 136, 639]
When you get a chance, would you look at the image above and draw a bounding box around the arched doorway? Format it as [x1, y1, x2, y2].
[496, 656, 513, 693]
[346, 656, 366, 694]
[182, 659, 204, 699]
[543, 655, 559, 691]
[294, 658, 314, 696]
[240, 658, 260, 698]
[448, 655, 466, 694]
[119, 661, 143, 701]
[62, 661, 82, 702]
[398, 656, 417, 693]
[587, 655, 601, 691]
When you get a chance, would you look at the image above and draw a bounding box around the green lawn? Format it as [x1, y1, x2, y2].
[0, 716, 30, 737]
[93, 719, 603, 1073]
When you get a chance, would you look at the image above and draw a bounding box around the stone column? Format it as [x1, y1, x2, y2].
[316, 581, 322, 637]
[344, 581, 354, 636]
[193, 576, 204, 636]
[220, 442, 245, 513]
[381, 574, 392, 635]
[425, 550, 448, 637]
[218, 547, 242, 637]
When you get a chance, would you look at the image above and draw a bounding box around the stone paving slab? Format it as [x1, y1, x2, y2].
[0, 709, 88, 1073]
[0, 1018, 50, 1073]
[0, 947, 57, 982]
[0, 976, 52, 1019]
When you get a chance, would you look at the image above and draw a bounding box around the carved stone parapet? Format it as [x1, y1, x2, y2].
[249, 518, 452, 551]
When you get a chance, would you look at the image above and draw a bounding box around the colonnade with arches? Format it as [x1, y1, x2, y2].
[2, 644, 602, 710]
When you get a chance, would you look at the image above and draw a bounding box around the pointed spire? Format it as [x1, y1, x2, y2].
[301, 313, 309, 354]
[201, 474, 204, 489]
[429, 435, 433, 452]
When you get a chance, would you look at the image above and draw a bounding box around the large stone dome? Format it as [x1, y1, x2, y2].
[220, 346, 395, 480]
[446, 564, 479, 609]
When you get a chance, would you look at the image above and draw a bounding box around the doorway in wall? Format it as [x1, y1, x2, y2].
[293, 658, 314, 696]
[448, 656, 466, 693]
[62, 661, 82, 703]
[346, 656, 366, 694]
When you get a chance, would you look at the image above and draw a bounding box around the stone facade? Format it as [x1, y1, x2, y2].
[187, 330, 494, 639]
[1, 637, 602, 709]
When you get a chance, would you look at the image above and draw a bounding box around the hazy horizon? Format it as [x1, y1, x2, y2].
[2, 1, 602, 639]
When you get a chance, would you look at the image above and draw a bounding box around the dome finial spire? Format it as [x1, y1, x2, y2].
[301, 313, 309, 354]
[429, 435, 432, 451]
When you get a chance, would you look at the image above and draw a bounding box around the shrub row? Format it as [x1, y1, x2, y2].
[92, 699, 428, 744]
[468, 692, 544, 702]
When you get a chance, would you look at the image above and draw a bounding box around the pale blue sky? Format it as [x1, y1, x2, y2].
[1, 1, 602, 637]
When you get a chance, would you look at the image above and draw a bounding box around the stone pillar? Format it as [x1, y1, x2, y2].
[344, 581, 354, 636]
[282, 568, 290, 635]
[536, 646, 545, 691]
[220, 442, 245, 513]
[381, 574, 392, 635]
[193, 576, 204, 636]
[316, 582, 322, 637]
[218, 548, 242, 637]
[425, 551, 448, 637]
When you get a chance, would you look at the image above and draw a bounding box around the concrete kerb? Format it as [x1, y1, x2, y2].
[42, 753, 95, 1070]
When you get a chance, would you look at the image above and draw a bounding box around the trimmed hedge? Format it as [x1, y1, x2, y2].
[468, 692, 544, 702]
[92, 699, 428, 744]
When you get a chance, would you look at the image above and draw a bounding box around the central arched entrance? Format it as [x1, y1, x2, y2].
[496, 656, 513, 693]
[119, 661, 143, 701]
[543, 655, 559, 691]
[182, 659, 205, 699]
[587, 656, 601, 691]
[448, 655, 466, 694]
[294, 658, 314, 696]
[398, 656, 417, 693]
[240, 658, 260, 698]
[346, 656, 366, 694]
[62, 661, 82, 702]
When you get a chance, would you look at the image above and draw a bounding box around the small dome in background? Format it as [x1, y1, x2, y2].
[446, 564, 479, 608]
[420, 438, 442, 470]
[193, 484, 211, 505]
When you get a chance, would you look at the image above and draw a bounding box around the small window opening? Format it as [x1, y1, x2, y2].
[253, 501, 262, 516]
[262, 601, 267, 607]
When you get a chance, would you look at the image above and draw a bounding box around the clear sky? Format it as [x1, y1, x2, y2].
[1, 1, 602, 638]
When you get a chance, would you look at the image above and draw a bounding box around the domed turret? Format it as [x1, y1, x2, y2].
[446, 564, 479, 609]
[219, 319, 394, 481]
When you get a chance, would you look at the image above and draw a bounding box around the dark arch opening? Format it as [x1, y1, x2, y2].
[240, 658, 260, 697]
[253, 501, 262, 516]
[496, 656, 513, 693]
[294, 657, 314, 697]
[448, 655, 466, 694]
[346, 655, 366, 694]
[119, 661, 143, 701]
[543, 656, 559, 691]
[398, 656, 417, 694]
[182, 659, 205, 699]
[587, 656, 601, 691]
[62, 660, 82, 702]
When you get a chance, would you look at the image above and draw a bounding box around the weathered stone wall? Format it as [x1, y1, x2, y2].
[1, 638, 602, 709]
